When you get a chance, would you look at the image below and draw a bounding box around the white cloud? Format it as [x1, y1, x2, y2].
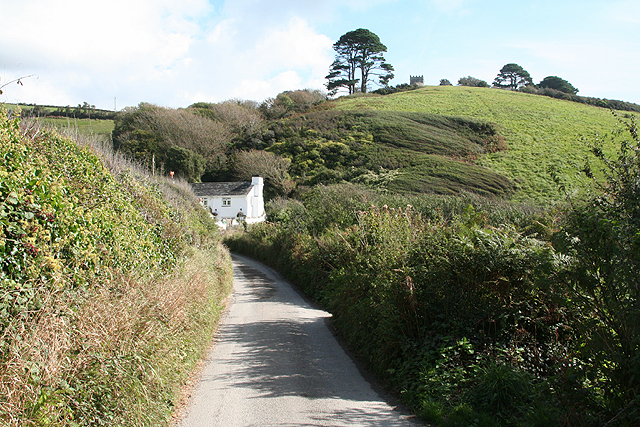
[5, 0, 635, 109]
[0, 0, 336, 109]
[253, 17, 333, 73]
[2, 0, 209, 69]
[187, 15, 333, 103]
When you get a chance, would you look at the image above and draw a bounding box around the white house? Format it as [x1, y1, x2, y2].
[191, 176, 266, 226]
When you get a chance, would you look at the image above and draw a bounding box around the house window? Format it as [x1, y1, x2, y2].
[203, 199, 208, 206]
[222, 198, 231, 206]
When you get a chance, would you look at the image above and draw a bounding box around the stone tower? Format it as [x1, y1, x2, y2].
[410, 75, 424, 86]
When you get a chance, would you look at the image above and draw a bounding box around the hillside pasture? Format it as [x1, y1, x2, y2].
[336, 86, 624, 202]
[388, 154, 515, 196]
[34, 116, 115, 137]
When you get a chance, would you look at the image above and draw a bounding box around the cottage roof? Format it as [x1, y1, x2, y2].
[191, 181, 253, 197]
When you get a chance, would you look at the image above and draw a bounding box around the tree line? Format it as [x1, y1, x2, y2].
[14, 101, 117, 120]
[111, 91, 326, 194]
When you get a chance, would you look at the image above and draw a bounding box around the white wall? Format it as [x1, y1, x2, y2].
[203, 195, 248, 219]
[249, 176, 265, 220]
[199, 176, 265, 223]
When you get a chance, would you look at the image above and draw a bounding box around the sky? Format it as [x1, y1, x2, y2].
[1, 0, 639, 110]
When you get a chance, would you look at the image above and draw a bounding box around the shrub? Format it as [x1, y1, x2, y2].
[556, 114, 640, 423]
[265, 197, 309, 233]
[300, 183, 376, 234]
[260, 89, 326, 119]
[165, 145, 206, 182]
[458, 76, 489, 87]
[112, 103, 233, 180]
[468, 363, 532, 416]
[232, 150, 295, 198]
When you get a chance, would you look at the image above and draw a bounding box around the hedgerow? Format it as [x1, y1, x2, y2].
[226, 197, 569, 426]
[226, 114, 639, 427]
[0, 110, 232, 426]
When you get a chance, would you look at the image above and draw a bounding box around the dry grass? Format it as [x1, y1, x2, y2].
[0, 246, 231, 426]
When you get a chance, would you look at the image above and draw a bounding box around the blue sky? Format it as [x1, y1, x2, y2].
[1, 0, 639, 110]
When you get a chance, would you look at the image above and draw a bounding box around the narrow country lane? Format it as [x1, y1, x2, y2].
[176, 253, 421, 427]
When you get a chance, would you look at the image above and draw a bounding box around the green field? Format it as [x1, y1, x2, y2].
[335, 86, 625, 202]
[2, 103, 116, 138]
[36, 116, 115, 137]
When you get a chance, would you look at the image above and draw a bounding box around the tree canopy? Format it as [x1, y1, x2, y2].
[325, 28, 394, 96]
[538, 76, 579, 95]
[493, 63, 533, 90]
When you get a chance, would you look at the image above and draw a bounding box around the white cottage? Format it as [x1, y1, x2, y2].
[191, 176, 266, 226]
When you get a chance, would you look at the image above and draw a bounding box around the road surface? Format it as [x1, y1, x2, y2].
[176, 253, 421, 427]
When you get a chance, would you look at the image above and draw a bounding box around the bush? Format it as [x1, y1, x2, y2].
[372, 83, 421, 95]
[259, 89, 326, 119]
[300, 183, 376, 234]
[112, 103, 233, 180]
[468, 363, 532, 416]
[458, 76, 489, 87]
[165, 145, 206, 182]
[556, 114, 640, 423]
[538, 76, 578, 95]
[265, 197, 309, 233]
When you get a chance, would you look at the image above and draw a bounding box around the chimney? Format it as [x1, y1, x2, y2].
[251, 176, 263, 195]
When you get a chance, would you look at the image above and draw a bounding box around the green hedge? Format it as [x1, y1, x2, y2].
[0, 110, 232, 426]
[226, 158, 640, 426]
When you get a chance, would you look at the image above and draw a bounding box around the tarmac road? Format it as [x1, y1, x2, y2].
[176, 253, 421, 427]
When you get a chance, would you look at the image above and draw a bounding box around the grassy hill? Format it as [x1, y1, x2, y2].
[334, 86, 624, 202]
[11, 86, 629, 204]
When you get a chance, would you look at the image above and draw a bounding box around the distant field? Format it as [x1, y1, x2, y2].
[335, 86, 625, 202]
[2, 103, 115, 137]
[2, 103, 59, 114]
[36, 116, 115, 137]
